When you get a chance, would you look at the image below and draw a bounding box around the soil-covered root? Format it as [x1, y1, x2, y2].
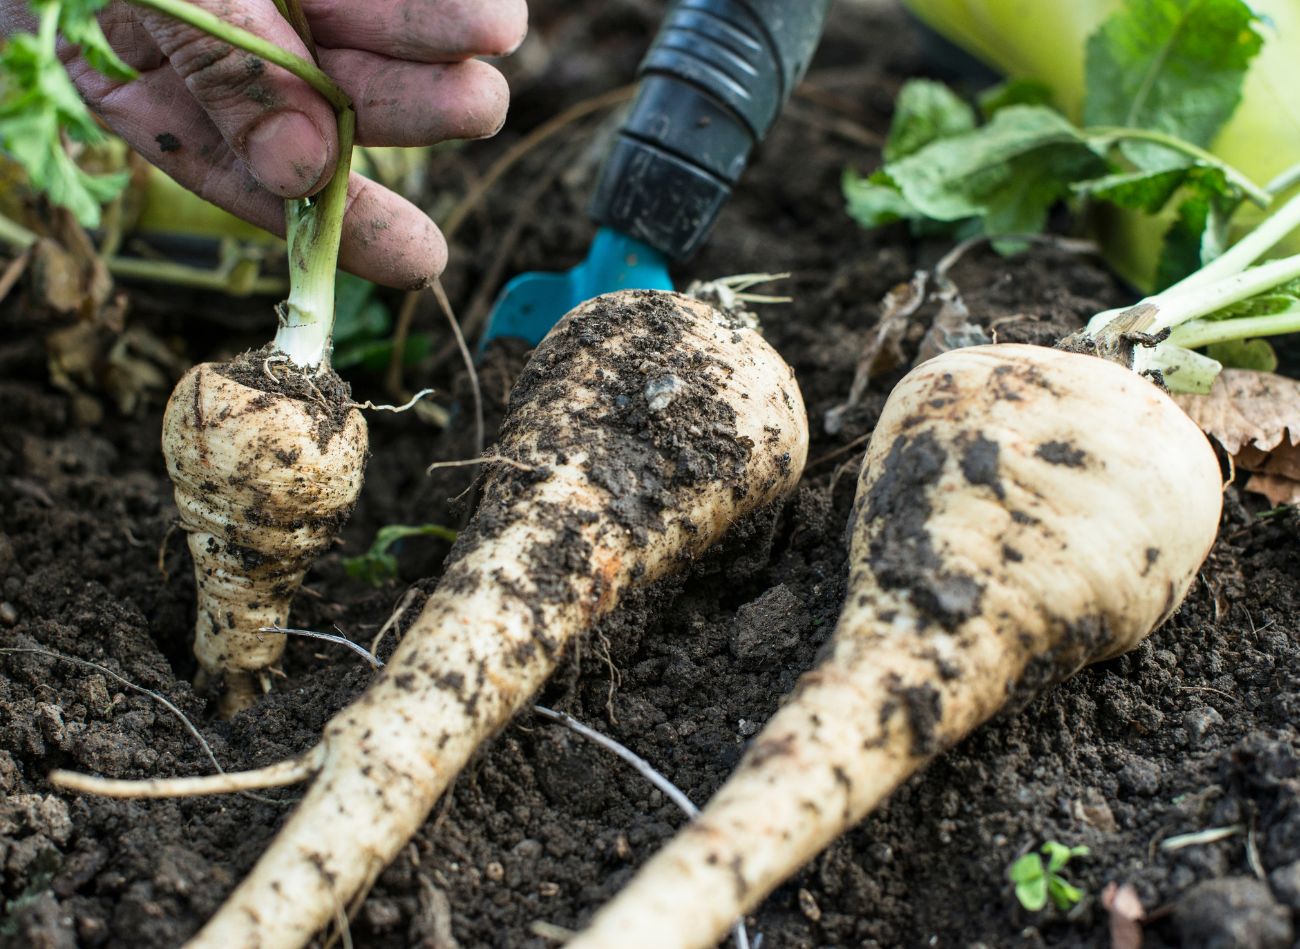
[60, 290, 808, 949]
[162, 359, 367, 715]
[567, 343, 1224, 949]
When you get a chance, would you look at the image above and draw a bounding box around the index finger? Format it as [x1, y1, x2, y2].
[137, 0, 340, 198]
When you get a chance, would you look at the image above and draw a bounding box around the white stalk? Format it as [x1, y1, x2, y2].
[271, 109, 356, 369]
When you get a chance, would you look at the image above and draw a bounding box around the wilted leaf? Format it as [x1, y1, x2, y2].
[884, 79, 976, 162]
[1173, 369, 1300, 505]
[1242, 473, 1300, 507]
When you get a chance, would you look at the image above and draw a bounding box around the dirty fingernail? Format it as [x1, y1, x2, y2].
[243, 112, 329, 197]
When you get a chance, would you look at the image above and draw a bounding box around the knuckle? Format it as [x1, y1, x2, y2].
[163, 30, 274, 108]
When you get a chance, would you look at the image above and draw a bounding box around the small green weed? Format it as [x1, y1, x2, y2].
[344, 523, 457, 586]
[332, 272, 432, 372]
[1008, 841, 1089, 912]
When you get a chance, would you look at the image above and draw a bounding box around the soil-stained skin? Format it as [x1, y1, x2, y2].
[561, 343, 1222, 949]
[163, 352, 368, 711]
[177, 290, 808, 949]
[3, 2, 1299, 946]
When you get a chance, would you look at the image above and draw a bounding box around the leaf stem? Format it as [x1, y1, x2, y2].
[1168, 306, 1300, 350]
[38, 1, 59, 47]
[1163, 191, 1300, 295]
[1084, 125, 1270, 207]
[1147, 253, 1300, 334]
[125, 0, 348, 110]
[126, 0, 356, 369]
[273, 107, 354, 368]
[1266, 161, 1300, 197]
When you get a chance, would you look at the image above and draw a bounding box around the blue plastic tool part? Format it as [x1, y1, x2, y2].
[481, 228, 673, 348]
[479, 0, 831, 348]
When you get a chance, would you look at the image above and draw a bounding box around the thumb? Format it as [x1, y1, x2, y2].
[138, 0, 338, 198]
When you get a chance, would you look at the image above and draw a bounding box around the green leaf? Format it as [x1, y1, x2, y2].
[1047, 876, 1084, 911]
[343, 523, 458, 587]
[333, 272, 390, 345]
[843, 167, 920, 229]
[0, 5, 131, 227]
[1015, 877, 1049, 913]
[1042, 841, 1074, 872]
[1204, 278, 1300, 320]
[1073, 167, 1188, 213]
[978, 78, 1055, 119]
[44, 0, 137, 81]
[982, 142, 1101, 238]
[1083, 0, 1263, 169]
[1008, 853, 1044, 885]
[884, 79, 976, 162]
[1205, 338, 1278, 371]
[1155, 182, 1239, 289]
[343, 551, 399, 587]
[884, 106, 1105, 233]
[333, 332, 432, 373]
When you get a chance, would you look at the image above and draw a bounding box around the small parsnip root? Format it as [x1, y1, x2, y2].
[567, 343, 1222, 949]
[162, 359, 367, 715]
[56, 290, 808, 949]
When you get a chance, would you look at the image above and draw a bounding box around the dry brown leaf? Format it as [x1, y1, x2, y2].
[1174, 370, 1300, 454]
[1174, 369, 1300, 505]
[1101, 881, 1145, 949]
[1244, 473, 1300, 507]
[824, 272, 927, 435]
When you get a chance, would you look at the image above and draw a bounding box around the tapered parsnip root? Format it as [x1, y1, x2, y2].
[117, 290, 806, 949]
[568, 343, 1223, 949]
[162, 360, 367, 715]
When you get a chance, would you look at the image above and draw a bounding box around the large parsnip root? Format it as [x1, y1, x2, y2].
[57, 290, 808, 948]
[163, 360, 367, 715]
[568, 343, 1222, 949]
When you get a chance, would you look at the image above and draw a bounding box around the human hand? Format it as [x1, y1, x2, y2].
[0, 0, 527, 288]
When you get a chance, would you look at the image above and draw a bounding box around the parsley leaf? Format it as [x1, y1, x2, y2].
[1083, 0, 1263, 168]
[842, 0, 1266, 283]
[860, 105, 1106, 239]
[884, 79, 975, 162]
[0, 0, 136, 228]
[50, 0, 136, 81]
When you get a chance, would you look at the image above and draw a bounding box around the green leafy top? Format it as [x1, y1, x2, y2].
[1009, 842, 1090, 913]
[0, 0, 136, 228]
[846, 0, 1269, 289]
[1083, 0, 1262, 154]
[343, 523, 458, 587]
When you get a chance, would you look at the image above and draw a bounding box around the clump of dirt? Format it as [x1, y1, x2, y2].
[1, 2, 1298, 948]
[217, 346, 356, 448]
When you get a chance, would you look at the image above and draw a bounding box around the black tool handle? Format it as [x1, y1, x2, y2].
[589, 0, 832, 261]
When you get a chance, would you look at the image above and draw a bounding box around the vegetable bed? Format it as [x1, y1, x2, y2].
[2, 1, 1299, 947]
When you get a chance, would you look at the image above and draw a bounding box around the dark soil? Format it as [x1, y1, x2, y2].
[2, 2, 1298, 948]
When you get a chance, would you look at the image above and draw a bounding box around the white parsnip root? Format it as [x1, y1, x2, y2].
[56, 290, 808, 949]
[568, 343, 1223, 949]
[162, 362, 367, 715]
